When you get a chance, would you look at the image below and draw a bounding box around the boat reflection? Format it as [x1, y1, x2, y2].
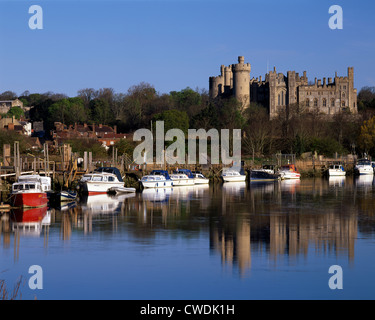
[354, 174, 374, 187]
[222, 181, 246, 194]
[79, 193, 134, 215]
[11, 206, 51, 236]
[280, 179, 301, 193]
[141, 188, 172, 203]
[249, 181, 278, 194]
[328, 175, 346, 187]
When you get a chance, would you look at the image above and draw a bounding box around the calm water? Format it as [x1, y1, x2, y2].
[1, 176, 375, 300]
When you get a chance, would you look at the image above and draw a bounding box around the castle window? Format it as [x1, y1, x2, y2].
[341, 101, 345, 107]
[305, 99, 310, 107]
[314, 98, 318, 107]
[278, 94, 280, 105]
[323, 98, 327, 107]
[331, 99, 335, 107]
[343, 85, 346, 90]
[342, 93, 345, 98]
[282, 91, 284, 105]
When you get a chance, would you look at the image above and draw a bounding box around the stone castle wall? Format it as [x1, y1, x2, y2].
[209, 56, 358, 118]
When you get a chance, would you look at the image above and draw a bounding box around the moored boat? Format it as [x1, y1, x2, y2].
[59, 190, 77, 202]
[354, 159, 374, 175]
[278, 164, 301, 180]
[221, 169, 246, 182]
[140, 170, 173, 188]
[11, 175, 51, 208]
[193, 172, 209, 184]
[108, 186, 136, 194]
[250, 164, 280, 182]
[170, 173, 195, 186]
[328, 164, 346, 176]
[78, 167, 124, 195]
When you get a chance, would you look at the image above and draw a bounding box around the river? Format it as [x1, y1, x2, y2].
[1, 176, 375, 300]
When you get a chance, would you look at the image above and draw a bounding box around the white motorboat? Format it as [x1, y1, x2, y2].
[221, 169, 246, 182]
[193, 172, 209, 184]
[140, 170, 173, 188]
[278, 164, 301, 180]
[170, 173, 195, 186]
[78, 167, 124, 195]
[328, 164, 346, 176]
[354, 159, 374, 175]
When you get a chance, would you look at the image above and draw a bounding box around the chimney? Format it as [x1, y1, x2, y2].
[8, 123, 14, 130]
[114, 125, 117, 134]
[323, 78, 326, 86]
[317, 79, 322, 86]
[12, 115, 15, 123]
[328, 77, 332, 84]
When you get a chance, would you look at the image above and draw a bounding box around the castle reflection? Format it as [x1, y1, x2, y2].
[1, 177, 373, 276]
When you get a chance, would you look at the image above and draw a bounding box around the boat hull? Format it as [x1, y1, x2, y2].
[141, 180, 173, 188]
[59, 191, 77, 202]
[328, 170, 346, 176]
[355, 167, 374, 175]
[108, 186, 136, 194]
[170, 179, 195, 186]
[250, 170, 280, 182]
[194, 178, 209, 184]
[12, 192, 48, 208]
[80, 181, 124, 194]
[222, 175, 246, 182]
[279, 171, 301, 179]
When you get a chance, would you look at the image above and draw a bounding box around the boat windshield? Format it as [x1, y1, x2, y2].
[358, 160, 371, 165]
[13, 183, 37, 191]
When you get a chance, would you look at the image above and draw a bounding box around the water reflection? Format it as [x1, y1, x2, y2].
[328, 175, 346, 187]
[1, 178, 374, 279]
[11, 207, 51, 237]
[354, 175, 374, 187]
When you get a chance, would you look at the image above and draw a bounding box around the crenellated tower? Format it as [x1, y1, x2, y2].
[232, 56, 251, 110]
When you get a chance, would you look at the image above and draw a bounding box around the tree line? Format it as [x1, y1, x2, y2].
[2, 84, 375, 159]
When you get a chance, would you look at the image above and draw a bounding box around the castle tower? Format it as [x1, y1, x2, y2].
[347, 67, 357, 113]
[232, 56, 251, 109]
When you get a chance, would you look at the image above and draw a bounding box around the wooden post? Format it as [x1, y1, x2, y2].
[14, 141, 20, 179]
[3, 144, 11, 166]
[89, 152, 92, 171]
[84, 151, 88, 172]
[46, 143, 50, 176]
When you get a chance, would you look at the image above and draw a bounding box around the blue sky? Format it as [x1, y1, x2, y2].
[0, 0, 374, 97]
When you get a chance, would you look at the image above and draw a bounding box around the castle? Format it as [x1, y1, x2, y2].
[209, 56, 358, 118]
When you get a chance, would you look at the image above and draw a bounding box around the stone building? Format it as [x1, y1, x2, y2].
[209, 56, 358, 118]
[0, 99, 24, 114]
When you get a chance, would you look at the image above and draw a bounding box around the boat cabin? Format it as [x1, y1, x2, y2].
[81, 173, 119, 183]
